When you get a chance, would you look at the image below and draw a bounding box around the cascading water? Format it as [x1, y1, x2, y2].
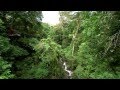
[59, 58, 73, 79]
[63, 62, 73, 79]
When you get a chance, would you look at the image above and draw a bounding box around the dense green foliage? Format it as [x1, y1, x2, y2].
[0, 11, 120, 79]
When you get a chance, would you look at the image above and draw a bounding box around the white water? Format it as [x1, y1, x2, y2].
[63, 62, 73, 77]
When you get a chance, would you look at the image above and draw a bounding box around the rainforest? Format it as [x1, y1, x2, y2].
[0, 11, 120, 79]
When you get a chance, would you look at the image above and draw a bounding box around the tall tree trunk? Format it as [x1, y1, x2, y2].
[72, 19, 80, 56]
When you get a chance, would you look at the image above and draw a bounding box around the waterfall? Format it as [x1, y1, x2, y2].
[59, 58, 73, 78]
[63, 62, 73, 78]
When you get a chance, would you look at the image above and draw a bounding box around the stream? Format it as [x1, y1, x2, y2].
[63, 62, 73, 78]
[60, 58, 73, 79]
